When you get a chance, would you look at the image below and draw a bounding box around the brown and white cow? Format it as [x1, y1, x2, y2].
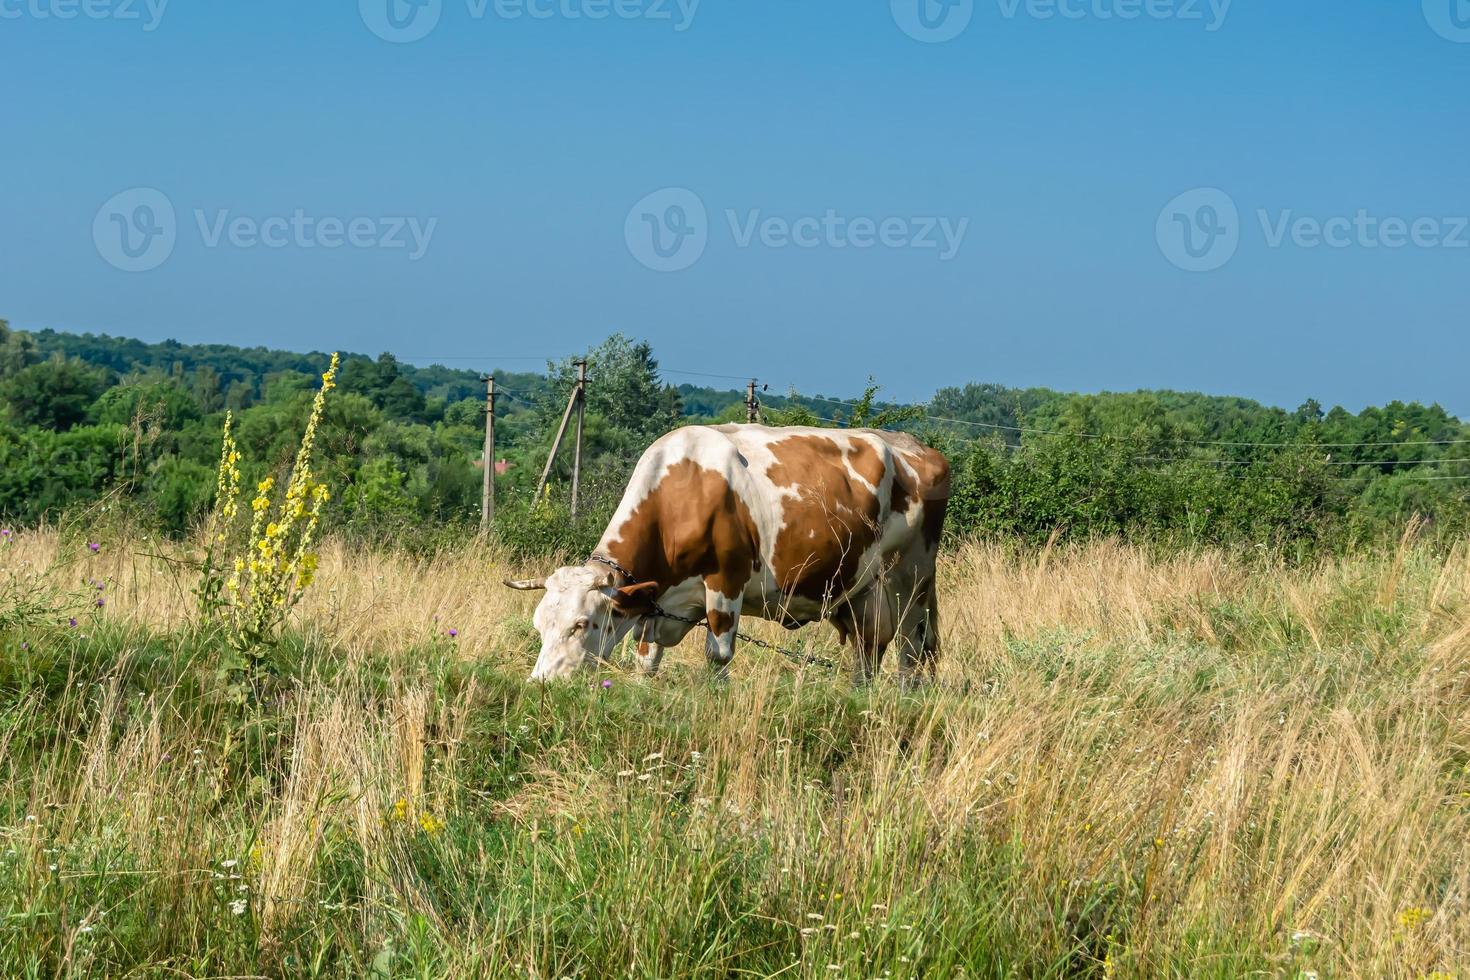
[506, 424, 950, 684]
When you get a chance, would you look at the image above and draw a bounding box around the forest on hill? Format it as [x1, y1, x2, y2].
[2, 319, 1467, 553]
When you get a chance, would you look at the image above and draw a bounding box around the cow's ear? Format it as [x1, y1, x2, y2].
[600, 581, 660, 616]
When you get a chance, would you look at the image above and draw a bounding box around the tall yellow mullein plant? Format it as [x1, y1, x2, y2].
[196, 411, 243, 615]
[202, 353, 339, 650]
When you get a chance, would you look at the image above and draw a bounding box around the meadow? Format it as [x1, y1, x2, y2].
[1, 526, 1467, 978]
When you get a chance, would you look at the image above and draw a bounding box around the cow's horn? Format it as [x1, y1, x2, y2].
[503, 577, 548, 591]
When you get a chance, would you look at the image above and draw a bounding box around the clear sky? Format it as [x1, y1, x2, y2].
[3, 0, 1467, 411]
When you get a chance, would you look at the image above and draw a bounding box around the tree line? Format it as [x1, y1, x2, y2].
[2, 318, 1466, 555]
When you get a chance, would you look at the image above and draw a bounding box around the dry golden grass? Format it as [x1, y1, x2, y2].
[2, 528, 1468, 977]
[6, 531, 1266, 669]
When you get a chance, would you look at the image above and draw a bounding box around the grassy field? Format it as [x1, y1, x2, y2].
[1, 528, 1467, 978]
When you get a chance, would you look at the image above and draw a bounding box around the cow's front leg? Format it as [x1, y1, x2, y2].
[634, 619, 665, 677]
[703, 585, 743, 680]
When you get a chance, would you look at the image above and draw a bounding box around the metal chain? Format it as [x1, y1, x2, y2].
[590, 555, 839, 671]
[588, 554, 635, 582]
[648, 602, 838, 671]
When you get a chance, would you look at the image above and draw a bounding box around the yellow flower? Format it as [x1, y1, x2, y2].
[392, 798, 409, 822]
[214, 353, 338, 650]
[417, 812, 444, 835]
[1398, 906, 1432, 930]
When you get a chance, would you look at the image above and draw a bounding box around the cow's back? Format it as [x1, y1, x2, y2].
[713, 424, 949, 609]
[600, 424, 948, 620]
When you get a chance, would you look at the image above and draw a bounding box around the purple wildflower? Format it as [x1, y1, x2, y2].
[68, 618, 78, 628]
[87, 542, 100, 554]
[447, 628, 458, 639]
[602, 679, 613, 690]
[96, 598, 105, 608]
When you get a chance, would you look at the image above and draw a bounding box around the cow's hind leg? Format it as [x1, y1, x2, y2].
[843, 587, 896, 688]
[920, 580, 940, 674]
[703, 584, 743, 680]
[897, 575, 940, 690]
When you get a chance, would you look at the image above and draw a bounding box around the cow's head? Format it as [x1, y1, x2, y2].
[505, 566, 660, 680]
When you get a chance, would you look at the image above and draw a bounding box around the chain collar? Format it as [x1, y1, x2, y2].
[587, 554, 636, 583]
[590, 554, 835, 671]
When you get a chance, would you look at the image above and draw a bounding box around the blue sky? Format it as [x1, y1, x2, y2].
[2, 0, 1467, 410]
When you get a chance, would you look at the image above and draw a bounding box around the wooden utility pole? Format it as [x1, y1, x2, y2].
[570, 359, 588, 517]
[480, 375, 495, 534]
[746, 379, 760, 423]
[535, 369, 582, 504]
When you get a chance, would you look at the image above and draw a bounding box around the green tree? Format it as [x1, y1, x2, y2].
[0, 319, 40, 378]
[0, 356, 111, 430]
[193, 364, 225, 414]
[846, 378, 924, 429]
[94, 381, 201, 429]
[547, 335, 682, 445]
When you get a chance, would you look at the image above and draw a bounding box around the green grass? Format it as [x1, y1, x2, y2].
[1, 537, 1468, 977]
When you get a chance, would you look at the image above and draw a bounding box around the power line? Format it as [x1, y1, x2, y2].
[405, 349, 1470, 452]
[1131, 456, 1470, 468]
[400, 354, 557, 362]
[796, 420, 1470, 483]
[662, 366, 766, 383]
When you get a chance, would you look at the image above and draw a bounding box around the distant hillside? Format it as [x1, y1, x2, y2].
[30, 327, 1470, 455]
[29, 329, 901, 425]
[8, 322, 1470, 550]
[30, 329, 553, 409]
